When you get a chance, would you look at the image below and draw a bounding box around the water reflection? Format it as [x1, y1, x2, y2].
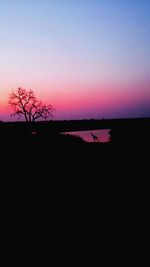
[63, 129, 110, 143]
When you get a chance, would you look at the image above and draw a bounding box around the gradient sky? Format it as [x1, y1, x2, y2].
[0, 0, 150, 121]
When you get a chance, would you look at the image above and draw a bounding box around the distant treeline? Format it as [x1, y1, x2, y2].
[0, 118, 150, 146]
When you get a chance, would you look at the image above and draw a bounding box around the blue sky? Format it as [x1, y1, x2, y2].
[0, 0, 150, 120]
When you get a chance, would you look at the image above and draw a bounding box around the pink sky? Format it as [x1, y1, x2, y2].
[0, 1, 150, 121]
[0, 80, 150, 121]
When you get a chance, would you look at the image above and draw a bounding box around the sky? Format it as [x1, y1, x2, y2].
[0, 0, 150, 121]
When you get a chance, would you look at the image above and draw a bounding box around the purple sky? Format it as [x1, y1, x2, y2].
[0, 0, 150, 121]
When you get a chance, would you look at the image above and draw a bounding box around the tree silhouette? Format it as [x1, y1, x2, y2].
[9, 87, 54, 122]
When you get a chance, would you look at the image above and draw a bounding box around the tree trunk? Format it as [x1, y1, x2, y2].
[25, 114, 28, 122]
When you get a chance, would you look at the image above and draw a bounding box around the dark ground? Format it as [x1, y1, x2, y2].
[0, 118, 149, 238]
[1, 118, 149, 168]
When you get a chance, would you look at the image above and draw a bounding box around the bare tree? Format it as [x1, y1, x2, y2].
[9, 87, 54, 122]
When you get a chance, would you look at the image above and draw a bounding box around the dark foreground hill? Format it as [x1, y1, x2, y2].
[0, 118, 149, 167]
[1, 117, 150, 144]
[0, 118, 149, 225]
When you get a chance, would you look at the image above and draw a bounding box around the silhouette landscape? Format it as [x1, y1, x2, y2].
[1, 3, 150, 245]
[0, 1, 149, 170]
